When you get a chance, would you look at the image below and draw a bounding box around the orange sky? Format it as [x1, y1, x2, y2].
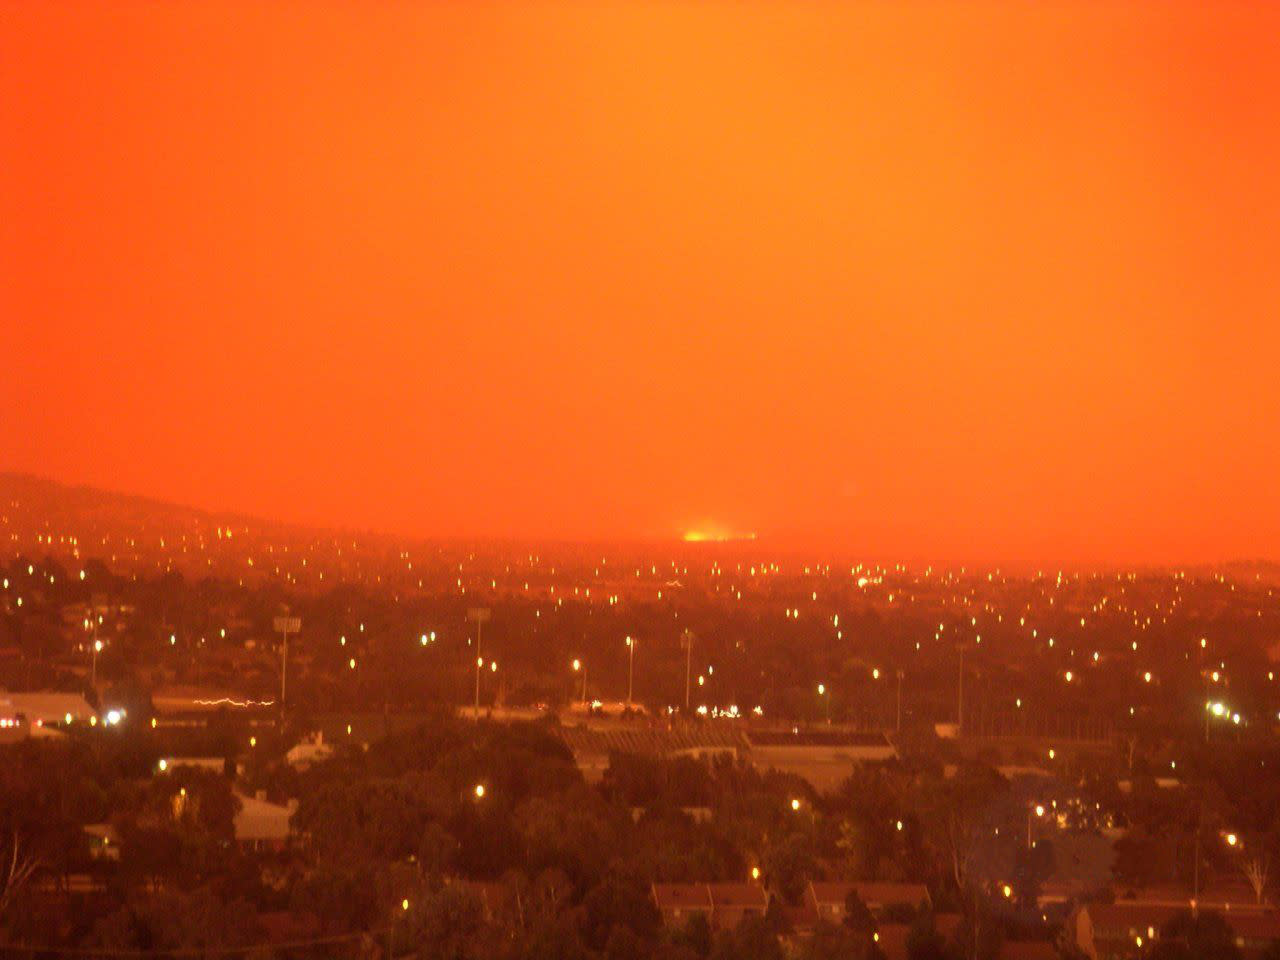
[2, 2, 1278, 565]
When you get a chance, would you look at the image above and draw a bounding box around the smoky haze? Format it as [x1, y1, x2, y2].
[2, 2, 1278, 565]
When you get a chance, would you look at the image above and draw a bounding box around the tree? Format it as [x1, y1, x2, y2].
[1151, 909, 1242, 960]
[0, 832, 40, 925]
[906, 908, 951, 960]
[578, 871, 661, 954]
[763, 832, 816, 905]
[1241, 852, 1270, 906]
[673, 911, 713, 959]
[710, 916, 784, 960]
[804, 920, 871, 960]
[844, 890, 876, 935]
[405, 885, 485, 960]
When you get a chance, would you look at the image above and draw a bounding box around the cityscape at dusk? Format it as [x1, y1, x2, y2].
[2, 2, 1279, 959]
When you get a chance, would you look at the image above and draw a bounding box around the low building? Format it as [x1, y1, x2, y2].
[233, 791, 294, 852]
[806, 881, 930, 922]
[651, 882, 767, 930]
[1074, 895, 1280, 960]
[82, 823, 120, 861]
[0, 690, 95, 726]
[747, 731, 897, 791]
[157, 756, 229, 774]
[708, 883, 769, 929]
[652, 883, 714, 928]
[1072, 902, 1181, 959]
[556, 724, 747, 782]
[286, 732, 334, 769]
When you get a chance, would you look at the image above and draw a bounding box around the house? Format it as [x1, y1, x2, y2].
[286, 731, 334, 769]
[652, 883, 714, 928]
[233, 791, 295, 852]
[1072, 902, 1180, 958]
[806, 881, 931, 922]
[709, 883, 769, 929]
[651, 882, 767, 930]
[1076, 901, 1280, 960]
[1113, 884, 1271, 912]
[82, 823, 120, 861]
[630, 806, 713, 824]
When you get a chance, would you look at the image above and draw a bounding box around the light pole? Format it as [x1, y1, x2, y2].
[957, 643, 965, 736]
[91, 637, 102, 688]
[572, 658, 586, 704]
[626, 635, 635, 708]
[272, 616, 300, 713]
[467, 608, 491, 721]
[1028, 804, 1045, 850]
[682, 629, 694, 713]
[895, 669, 904, 733]
[818, 683, 830, 724]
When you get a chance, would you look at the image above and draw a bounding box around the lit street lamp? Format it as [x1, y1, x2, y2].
[682, 629, 694, 713]
[625, 635, 636, 708]
[468, 608, 491, 721]
[896, 669, 904, 733]
[1028, 803, 1046, 849]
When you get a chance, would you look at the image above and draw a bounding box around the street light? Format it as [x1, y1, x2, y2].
[625, 636, 636, 708]
[895, 669, 905, 733]
[1028, 803, 1046, 849]
[468, 608, 491, 721]
[682, 629, 694, 713]
[572, 658, 586, 703]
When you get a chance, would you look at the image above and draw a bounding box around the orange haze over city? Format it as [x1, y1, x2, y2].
[3, 2, 1278, 566]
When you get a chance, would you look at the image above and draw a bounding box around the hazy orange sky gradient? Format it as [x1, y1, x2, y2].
[3, 2, 1278, 564]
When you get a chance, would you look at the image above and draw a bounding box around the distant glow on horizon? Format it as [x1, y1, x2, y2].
[683, 529, 758, 544]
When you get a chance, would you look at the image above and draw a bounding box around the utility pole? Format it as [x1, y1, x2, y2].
[957, 643, 965, 736]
